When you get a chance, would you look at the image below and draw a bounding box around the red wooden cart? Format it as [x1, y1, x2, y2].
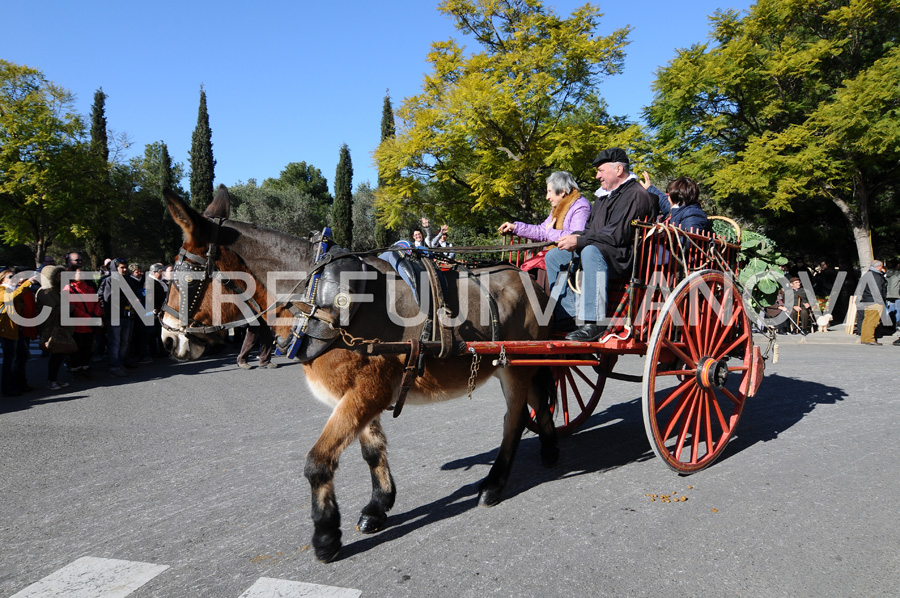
[468, 220, 772, 474]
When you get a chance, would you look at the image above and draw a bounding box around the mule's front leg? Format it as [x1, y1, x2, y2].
[304, 450, 343, 563]
[356, 417, 396, 534]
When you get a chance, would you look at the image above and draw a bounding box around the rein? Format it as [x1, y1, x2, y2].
[161, 228, 551, 341]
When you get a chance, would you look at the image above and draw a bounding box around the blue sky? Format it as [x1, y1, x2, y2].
[3, 0, 753, 195]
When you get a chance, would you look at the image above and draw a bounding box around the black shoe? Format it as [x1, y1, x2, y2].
[565, 323, 605, 342]
[893, 338, 900, 346]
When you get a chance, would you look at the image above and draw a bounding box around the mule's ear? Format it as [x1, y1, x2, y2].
[203, 185, 231, 220]
[164, 189, 205, 240]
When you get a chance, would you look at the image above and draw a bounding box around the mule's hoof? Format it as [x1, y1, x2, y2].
[541, 446, 560, 467]
[356, 512, 387, 534]
[314, 542, 342, 563]
[313, 531, 342, 563]
[478, 486, 503, 507]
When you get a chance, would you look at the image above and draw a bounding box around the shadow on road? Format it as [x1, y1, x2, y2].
[351, 371, 850, 542]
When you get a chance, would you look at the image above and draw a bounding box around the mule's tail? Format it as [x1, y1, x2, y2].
[532, 365, 559, 467]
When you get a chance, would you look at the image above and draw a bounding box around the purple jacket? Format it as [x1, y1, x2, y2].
[511, 196, 591, 242]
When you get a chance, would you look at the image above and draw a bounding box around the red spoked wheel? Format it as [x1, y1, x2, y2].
[642, 270, 753, 473]
[527, 354, 617, 436]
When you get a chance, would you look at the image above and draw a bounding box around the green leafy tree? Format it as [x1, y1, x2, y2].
[0, 60, 93, 265]
[261, 161, 332, 225]
[647, 0, 900, 268]
[375, 92, 395, 247]
[230, 181, 327, 238]
[374, 0, 641, 229]
[332, 144, 353, 247]
[189, 86, 215, 211]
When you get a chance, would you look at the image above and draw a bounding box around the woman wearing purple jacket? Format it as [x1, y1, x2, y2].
[498, 171, 591, 244]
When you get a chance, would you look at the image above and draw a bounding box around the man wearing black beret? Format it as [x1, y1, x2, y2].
[544, 147, 658, 341]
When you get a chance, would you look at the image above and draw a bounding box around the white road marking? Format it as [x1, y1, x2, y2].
[10, 556, 169, 598]
[238, 577, 362, 598]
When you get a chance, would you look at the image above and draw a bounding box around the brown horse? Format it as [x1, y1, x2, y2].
[160, 187, 558, 562]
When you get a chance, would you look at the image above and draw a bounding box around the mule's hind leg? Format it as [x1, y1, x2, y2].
[529, 365, 559, 467]
[477, 368, 530, 507]
[478, 366, 557, 507]
[356, 417, 396, 534]
[305, 395, 391, 562]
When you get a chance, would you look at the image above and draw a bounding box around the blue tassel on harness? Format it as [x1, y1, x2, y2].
[282, 227, 331, 359]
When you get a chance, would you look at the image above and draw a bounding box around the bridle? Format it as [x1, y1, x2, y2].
[160, 218, 264, 336]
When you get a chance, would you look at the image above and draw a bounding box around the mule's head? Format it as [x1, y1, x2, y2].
[161, 186, 256, 360]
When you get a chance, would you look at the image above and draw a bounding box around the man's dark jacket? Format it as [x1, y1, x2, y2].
[574, 177, 658, 278]
[860, 267, 887, 305]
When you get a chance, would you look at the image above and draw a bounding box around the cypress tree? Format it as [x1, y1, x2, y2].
[332, 144, 353, 248]
[90, 88, 109, 164]
[375, 91, 395, 247]
[189, 86, 215, 211]
[87, 87, 111, 264]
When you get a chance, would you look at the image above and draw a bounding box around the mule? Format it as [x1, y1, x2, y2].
[160, 187, 558, 562]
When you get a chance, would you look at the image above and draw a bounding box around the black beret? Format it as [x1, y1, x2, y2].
[591, 147, 629, 167]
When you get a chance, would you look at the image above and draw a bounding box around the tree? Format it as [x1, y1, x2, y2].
[81, 87, 114, 266]
[261, 161, 332, 225]
[646, 0, 900, 268]
[374, 0, 641, 229]
[375, 92, 395, 247]
[352, 182, 377, 251]
[189, 86, 215, 211]
[332, 144, 353, 248]
[229, 181, 327, 238]
[0, 60, 93, 265]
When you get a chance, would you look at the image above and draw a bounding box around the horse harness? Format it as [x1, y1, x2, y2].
[161, 222, 508, 417]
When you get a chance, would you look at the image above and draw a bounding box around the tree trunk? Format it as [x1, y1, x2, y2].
[829, 193, 873, 269]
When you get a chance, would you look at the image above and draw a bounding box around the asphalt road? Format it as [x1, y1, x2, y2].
[1, 335, 898, 597]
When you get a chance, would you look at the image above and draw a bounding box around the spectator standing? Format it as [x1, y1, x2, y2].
[859, 260, 888, 345]
[99, 258, 141, 377]
[146, 263, 168, 358]
[236, 321, 276, 370]
[884, 260, 899, 329]
[35, 265, 73, 390]
[64, 266, 102, 379]
[0, 268, 39, 397]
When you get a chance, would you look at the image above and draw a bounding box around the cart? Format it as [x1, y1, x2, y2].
[467, 220, 772, 473]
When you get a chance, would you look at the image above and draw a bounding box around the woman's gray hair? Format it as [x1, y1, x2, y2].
[546, 171, 579, 196]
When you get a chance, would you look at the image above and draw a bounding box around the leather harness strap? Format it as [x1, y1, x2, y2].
[390, 339, 421, 418]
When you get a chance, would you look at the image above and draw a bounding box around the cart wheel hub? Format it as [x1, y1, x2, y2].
[697, 357, 728, 389]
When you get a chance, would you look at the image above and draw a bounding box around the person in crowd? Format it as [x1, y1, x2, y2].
[236, 321, 277, 370]
[36, 265, 73, 390]
[785, 276, 813, 334]
[859, 259, 888, 345]
[128, 264, 153, 364]
[64, 266, 102, 379]
[884, 260, 899, 331]
[0, 268, 40, 397]
[427, 223, 456, 259]
[40, 255, 56, 271]
[545, 148, 658, 341]
[640, 172, 710, 233]
[65, 252, 84, 271]
[99, 258, 141, 377]
[412, 217, 431, 252]
[146, 263, 169, 358]
[14, 267, 39, 392]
